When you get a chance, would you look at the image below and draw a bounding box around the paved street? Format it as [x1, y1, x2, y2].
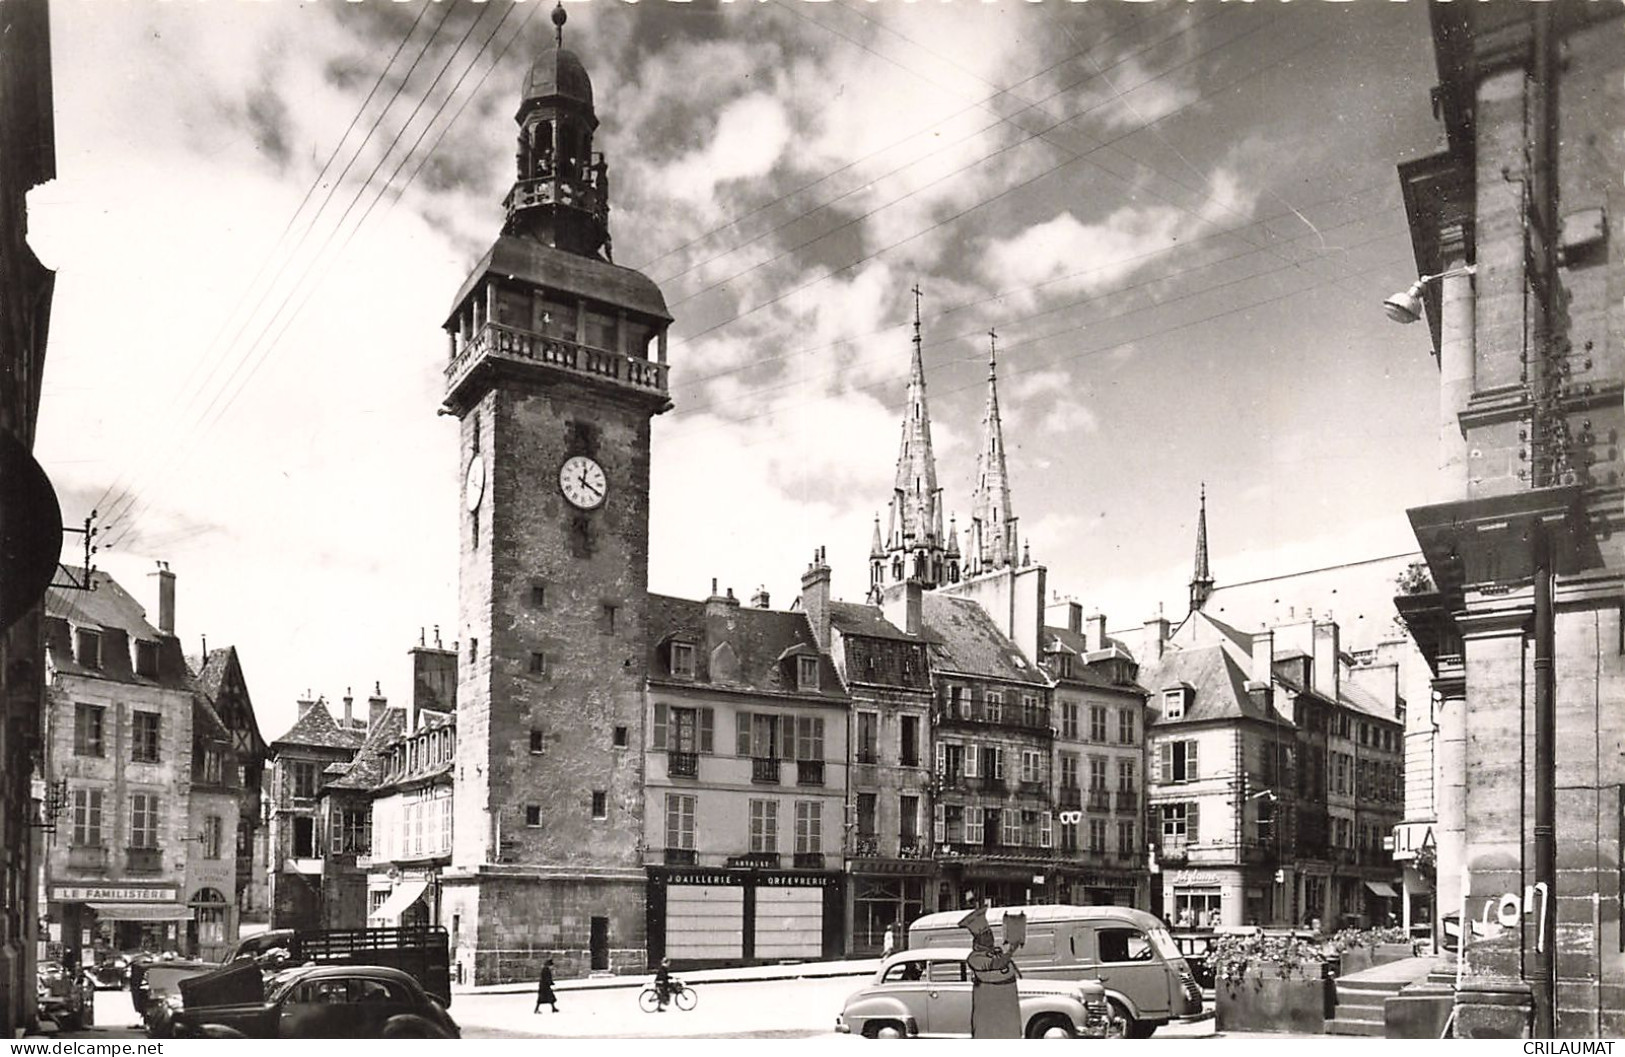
[60, 977, 1264, 1040]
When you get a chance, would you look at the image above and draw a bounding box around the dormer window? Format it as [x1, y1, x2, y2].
[75, 628, 102, 670]
[134, 640, 159, 678]
[670, 642, 695, 679]
[1162, 686, 1191, 720]
[797, 655, 820, 691]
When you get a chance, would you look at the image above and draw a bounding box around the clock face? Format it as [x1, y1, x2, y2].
[464, 454, 486, 512]
[559, 454, 607, 510]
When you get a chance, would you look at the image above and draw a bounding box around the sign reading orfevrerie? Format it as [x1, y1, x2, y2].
[50, 885, 179, 902]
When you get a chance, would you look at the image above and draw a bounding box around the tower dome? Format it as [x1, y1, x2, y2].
[521, 46, 594, 114]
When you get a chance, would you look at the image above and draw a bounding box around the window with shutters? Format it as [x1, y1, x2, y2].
[983, 690, 1002, 724]
[1117, 758, 1136, 792]
[1060, 701, 1079, 739]
[797, 654, 820, 691]
[1060, 752, 1079, 789]
[855, 712, 879, 764]
[1159, 739, 1199, 783]
[1160, 802, 1199, 850]
[965, 805, 984, 844]
[900, 796, 919, 841]
[132, 711, 161, 763]
[652, 705, 713, 753]
[670, 642, 696, 678]
[736, 712, 787, 759]
[900, 715, 920, 766]
[1021, 750, 1042, 784]
[1003, 811, 1023, 847]
[1088, 706, 1107, 742]
[1118, 708, 1137, 745]
[75, 704, 105, 757]
[1089, 756, 1109, 791]
[856, 793, 877, 837]
[1088, 817, 1107, 853]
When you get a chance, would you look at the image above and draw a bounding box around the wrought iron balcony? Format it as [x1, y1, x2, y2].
[125, 846, 163, 874]
[796, 760, 825, 786]
[727, 852, 779, 869]
[751, 757, 781, 784]
[1056, 787, 1082, 809]
[66, 844, 108, 872]
[1116, 790, 1138, 812]
[668, 751, 698, 778]
[793, 852, 825, 870]
[663, 848, 697, 866]
[853, 835, 881, 858]
[897, 836, 928, 859]
[1087, 790, 1112, 812]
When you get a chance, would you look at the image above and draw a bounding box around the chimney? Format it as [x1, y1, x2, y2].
[799, 548, 832, 648]
[1251, 628, 1275, 687]
[1313, 620, 1341, 700]
[884, 578, 923, 638]
[151, 561, 176, 635]
[705, 578, 741, 620]
[1142, 611, 1169, 663]
[343, 688, 354, 730]
[368, 681, 387, 729]
[1085, 613, 1107, 653]
[750, 585, 771, 609]
[296, 691, 317, 719]
[1066, 602, 1084, 634]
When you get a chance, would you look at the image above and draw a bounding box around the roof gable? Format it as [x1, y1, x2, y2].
[920, 593, 1047, 686]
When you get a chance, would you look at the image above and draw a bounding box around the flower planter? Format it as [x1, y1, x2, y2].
[1215, 965, 1333, 1035]
[1336, 948, 1374, 975]
[1372, 943, 1414, 967]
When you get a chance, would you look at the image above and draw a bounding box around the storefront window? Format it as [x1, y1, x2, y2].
[1173, 889, 1222, 928]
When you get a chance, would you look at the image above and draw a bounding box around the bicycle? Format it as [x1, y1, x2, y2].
[638, 979, 697, 1012]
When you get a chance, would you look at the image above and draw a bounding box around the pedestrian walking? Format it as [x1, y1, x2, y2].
[534, 958, 558, 1014]
[881, 925, 896, 959]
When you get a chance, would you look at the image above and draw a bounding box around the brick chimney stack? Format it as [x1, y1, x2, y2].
[750, 585, 771, 609]
[1142, 610, 1169, 663]
[368, 681, 388, 730]
[343, 688, 354, 730]
[800, 547, 832, 648]
[1086, 613, 1107, 652]
[152, 561, 176, 635]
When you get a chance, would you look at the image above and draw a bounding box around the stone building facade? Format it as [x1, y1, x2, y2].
[1392, 2, 1624, 1037]
[641, 585, 849, 968]
[264, 696, 367, 930]
[439, 7, 674, 983]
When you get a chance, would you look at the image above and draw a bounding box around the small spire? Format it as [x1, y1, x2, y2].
[988, 327, 998, 379]
[911, 283, 923, 352]
[552, 1, 567, 47]
[870, 513, 885, 558]
[1190, 483, 1215, 613]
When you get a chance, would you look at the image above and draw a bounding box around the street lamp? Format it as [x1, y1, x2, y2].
[1382, 265, 1477, 324]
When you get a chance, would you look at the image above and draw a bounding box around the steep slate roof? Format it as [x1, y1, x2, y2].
[45, 570, 162, 640]
[1185, 552, 1423, 652]
[43, 571, 188, 688]
[919, 593, 1046, 686]
[828, 600, 916, 642]
[326, 708, 409, 792]
[1042, 625, 1146, 693]
[271, 699, 366, 751]
[1141, 642, 1290, 726]
[647, 594, 845, 699]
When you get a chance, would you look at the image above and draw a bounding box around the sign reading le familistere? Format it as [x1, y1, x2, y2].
[50, 885, 178, 903]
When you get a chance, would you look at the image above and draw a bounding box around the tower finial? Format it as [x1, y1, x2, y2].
[552, 1, 567, 47]
[1190, 482, 1215, 613]
[988, 328, 998, 379]
[911, 283, 923, 352]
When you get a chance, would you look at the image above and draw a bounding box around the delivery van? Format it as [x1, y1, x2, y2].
[907, 905, 1205, 1037]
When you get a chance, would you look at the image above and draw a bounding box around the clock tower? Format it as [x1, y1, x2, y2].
[438, 4, 671, 984]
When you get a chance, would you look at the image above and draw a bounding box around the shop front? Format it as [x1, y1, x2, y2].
[934, 858, 1056, 914]
[49, 884, 186, 965]
[1057, 868, 1143, 910]
[646, 866, 843, 970]
[847, 858, 933, 954]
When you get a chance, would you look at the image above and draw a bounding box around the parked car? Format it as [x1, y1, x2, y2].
[37, 960, 94, 1030]
[170, 964, 459, 1040]
[1166, 929, 1217, 990]
[835, 948, 1110, 1039]
[906, 905, 1207, 1037]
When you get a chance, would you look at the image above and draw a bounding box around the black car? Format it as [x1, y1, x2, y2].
[37, 961, 94, 1030]
[172, 964, 459, 1039]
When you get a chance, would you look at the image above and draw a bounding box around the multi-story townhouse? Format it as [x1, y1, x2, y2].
[363, 710, 454, 931]
[642, 585, 849, 968]
[264, 693, 372, 929]
[799, 550, 935, 954]
[188, 647, 268, 932]
[921, 588, 1055, 910]
[41, 569, 257, 962]
[1041, 603, 1151, 909]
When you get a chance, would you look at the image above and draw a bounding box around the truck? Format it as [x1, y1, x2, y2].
[139, 926, 451, 1037]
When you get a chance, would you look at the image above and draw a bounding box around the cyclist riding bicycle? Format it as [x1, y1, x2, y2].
[653, 958, 674, 1011]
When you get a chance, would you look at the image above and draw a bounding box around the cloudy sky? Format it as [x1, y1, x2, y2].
[32, 0, 1446, 739]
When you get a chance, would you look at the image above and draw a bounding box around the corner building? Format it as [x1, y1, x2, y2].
[439, 9, 673, 984]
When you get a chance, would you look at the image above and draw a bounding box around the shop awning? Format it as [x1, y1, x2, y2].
[368, 880, 428, 923]
[86, 903, 193, 922]
[1365, 881, 1399, 898]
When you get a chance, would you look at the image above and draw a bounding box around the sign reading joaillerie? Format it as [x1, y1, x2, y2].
[50, 885, 179, 903]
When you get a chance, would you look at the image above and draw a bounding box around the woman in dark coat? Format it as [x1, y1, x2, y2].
[535, 959, 558, 1014]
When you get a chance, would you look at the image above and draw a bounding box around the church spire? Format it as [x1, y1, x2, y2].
[871, 285, 957, 602]
[970, 328, 1018, 574]
[1189, 483, 1215, 613]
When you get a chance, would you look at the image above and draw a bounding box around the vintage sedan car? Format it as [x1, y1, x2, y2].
[169, 964, 459, 1040]
[37, 961, 94, 1030]
[836, 948, 1110, 1039]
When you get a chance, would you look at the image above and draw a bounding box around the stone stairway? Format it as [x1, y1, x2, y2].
[1325, 957, 1439, 1037]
